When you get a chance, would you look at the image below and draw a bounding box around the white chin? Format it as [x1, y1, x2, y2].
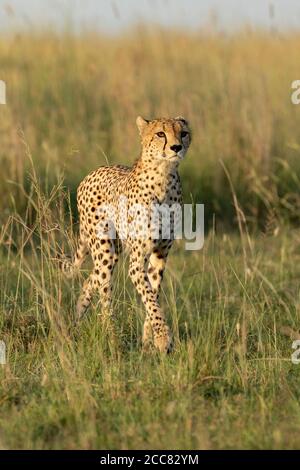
[165, 154, 180, 160]
[166, 156, 178, 162]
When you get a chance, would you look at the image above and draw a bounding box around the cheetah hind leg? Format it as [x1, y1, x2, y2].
[76, 237, 119, 321]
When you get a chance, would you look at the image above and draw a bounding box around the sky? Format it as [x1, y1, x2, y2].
[1, 0, 300, 33]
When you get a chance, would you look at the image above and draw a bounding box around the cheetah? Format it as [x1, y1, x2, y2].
[63, 116, 191, 353]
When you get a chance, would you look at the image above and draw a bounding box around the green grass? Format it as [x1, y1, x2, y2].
[1, 28, 300, 449]
[1, 173, 300, 449]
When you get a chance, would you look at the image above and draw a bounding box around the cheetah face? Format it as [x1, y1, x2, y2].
[136, 116, 191, 162]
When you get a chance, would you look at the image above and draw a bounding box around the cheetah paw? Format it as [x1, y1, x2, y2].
[153, 327, 173, 354]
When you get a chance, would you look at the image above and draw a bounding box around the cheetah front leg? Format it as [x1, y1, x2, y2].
[148, 244, 172, 297]
[129, 249, 172, 353]
[143, 245, 172, 349]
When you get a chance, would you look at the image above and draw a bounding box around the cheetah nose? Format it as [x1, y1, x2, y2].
[170, 144, 182, 153]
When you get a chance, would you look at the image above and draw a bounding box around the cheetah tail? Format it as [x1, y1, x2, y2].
[56, 239, 89, 278]
[56, 253, 77, 279]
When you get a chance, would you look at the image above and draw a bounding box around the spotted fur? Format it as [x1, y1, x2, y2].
[64, 116, 191, 353]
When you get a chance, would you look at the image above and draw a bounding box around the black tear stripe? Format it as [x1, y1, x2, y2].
[163, 135, 167, 151]
[172, 121, 178, 142]
[162, 122, 167, 151]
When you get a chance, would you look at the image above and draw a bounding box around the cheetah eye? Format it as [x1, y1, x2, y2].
[156, 131, 165, 138]
[181, 131, 189, 138]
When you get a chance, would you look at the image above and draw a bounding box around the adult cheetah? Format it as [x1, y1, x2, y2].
[63, 116, 191, 353]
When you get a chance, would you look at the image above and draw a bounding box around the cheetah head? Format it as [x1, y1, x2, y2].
[136, 116, 191, 163]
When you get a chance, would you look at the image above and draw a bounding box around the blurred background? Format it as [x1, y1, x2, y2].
[1, 0, 300, 231]
[2, 0, 300, 32]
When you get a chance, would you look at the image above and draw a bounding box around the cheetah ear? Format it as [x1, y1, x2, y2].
[175, 116, 188, 126]
[136, 116, 149, 135]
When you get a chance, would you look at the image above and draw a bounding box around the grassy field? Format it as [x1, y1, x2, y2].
[1, 28, 300, 449]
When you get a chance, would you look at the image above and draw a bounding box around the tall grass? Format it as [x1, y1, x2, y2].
[1, 28, 300, 449]
[1, 164, 300, 448]
[1, 28, 300, 228]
